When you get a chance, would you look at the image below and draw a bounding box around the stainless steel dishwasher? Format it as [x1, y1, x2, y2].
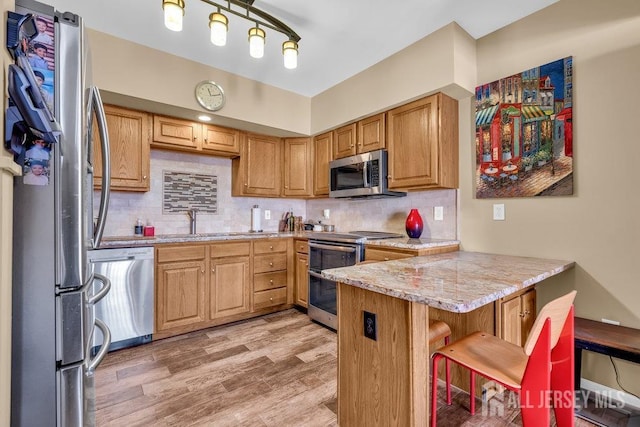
[88, 247, 154, 352]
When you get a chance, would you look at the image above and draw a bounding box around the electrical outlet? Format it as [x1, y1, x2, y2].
[363, 311, 377, 341]
[434, 206, 444, 221]
[493, 204, 505, 221]
[264, 210, 271, 220]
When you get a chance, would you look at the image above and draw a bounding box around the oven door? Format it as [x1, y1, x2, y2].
[309, 271, 337, 316]
[308, 242, 360, 271]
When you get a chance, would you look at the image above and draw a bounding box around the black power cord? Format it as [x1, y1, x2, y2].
[610, 356, 640, 402]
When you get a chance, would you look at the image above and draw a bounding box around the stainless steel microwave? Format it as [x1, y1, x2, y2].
[329, 149, 406, 198]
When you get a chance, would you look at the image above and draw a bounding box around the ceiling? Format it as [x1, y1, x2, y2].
[42, 0, 558, 97]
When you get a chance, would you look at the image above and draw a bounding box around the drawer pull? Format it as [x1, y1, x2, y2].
[269, 280, 273, 284]
[384, 257, 390, 261]
[270, 297, 273, 301]
[270, 245, 273, 250]
[269, 262, 273, 266]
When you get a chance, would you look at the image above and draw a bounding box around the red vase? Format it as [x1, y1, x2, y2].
[405, 208, 423, 238]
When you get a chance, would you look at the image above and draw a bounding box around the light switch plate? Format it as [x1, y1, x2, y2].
[264, 210, 271, 220]
[493, 204, 505, 221]
[434, 206, 444, 221]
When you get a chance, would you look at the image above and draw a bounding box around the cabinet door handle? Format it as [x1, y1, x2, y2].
[211, 268, 215, 273]
[384, 257, 390, 261]
[201, 269, 204, 274]
[143, 175, 147, 180]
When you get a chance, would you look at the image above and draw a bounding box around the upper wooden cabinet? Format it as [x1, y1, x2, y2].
[152, 115, 201, 150]
[232, 133, 282, 197]
[201, 124, 240, 156]
[283, 137, 312, 197]
[333, 113, 386, 160]
[358, 113, 386, 154]
[333, 123, 357, 159]
[386, 93, 458, 190]
[151, 115, 239, 157]
[93, 105, 150, 192]
[313, 131, 333, 196]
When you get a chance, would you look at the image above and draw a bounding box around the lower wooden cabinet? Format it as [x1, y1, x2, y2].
[497, 287, 536, 346]
[155, 239, 293, 339]
[294, 239, 308, 307]
[155, 245, 207, 332]
[209, 242, 251, 319]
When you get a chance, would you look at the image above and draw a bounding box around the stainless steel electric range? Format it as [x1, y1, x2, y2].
[307, 231, 403, 329]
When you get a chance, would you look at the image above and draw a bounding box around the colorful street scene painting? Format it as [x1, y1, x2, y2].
[475, 56, 573, 198]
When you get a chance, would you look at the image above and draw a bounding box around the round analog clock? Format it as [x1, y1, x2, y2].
[195, 80, 225, 111]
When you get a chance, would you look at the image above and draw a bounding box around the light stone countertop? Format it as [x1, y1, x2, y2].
[97, 232, 460, 249]
[98, 232, 297, 248]
[365, 237, 460, 249]
[322, 251, 575, 313]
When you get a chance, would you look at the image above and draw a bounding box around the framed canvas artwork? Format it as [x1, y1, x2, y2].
[475, 56, 573, 198]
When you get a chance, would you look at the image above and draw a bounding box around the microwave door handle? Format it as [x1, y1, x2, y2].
[90, 87, 111, 248]
[362, 161, 369, 187]
[86, 318, 111, 375]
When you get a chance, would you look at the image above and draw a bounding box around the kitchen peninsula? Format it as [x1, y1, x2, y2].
[322, 251, 575, 426]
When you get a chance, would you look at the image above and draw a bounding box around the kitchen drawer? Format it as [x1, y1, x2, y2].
[254, 239, 288, 255]
[294, 239, 308, 254]
[254, 271, 288, 292]
[156, 245, 206, 263]
[253, 287, 287, 310]
[254, 253, 287, 273]
[209, 241, 251, 257]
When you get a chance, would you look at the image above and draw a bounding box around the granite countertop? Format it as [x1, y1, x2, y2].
[322, 251, 575, 313]
[98, 231, 298, 248]
[365, 237, 460, 249]
[98, 232, 459, 249]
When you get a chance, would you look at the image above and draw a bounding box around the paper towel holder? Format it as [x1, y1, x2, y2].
[250, 204, 263, 233]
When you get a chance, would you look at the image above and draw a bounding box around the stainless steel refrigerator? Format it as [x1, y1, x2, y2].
[9, 0, 112, 425]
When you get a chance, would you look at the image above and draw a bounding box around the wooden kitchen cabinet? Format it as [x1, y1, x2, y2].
[333, 113, 386, 160]
[386, 93, 459, 190]
[333, 122, 358, 159]
[357, 113, 386, 154]
[496, 288, 536, 346]
[151, 115, 240, 157]
[93, 105, 150, 192]
[253, 239, 292, 310]
[155, 245, 207, 333]
[294, 239, 309, 307]
[232, 133, 282, 197]
[209, 242, 251, 319]
[283, 137, 312, 197]
[201, 124, 240, 156]
[313, 131, 333, 196]
[152, 115, 201, 151]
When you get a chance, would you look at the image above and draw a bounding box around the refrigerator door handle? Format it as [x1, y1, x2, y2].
[89, 86, 111, 248]
[86, 318, 111, 375]
[87, 273, 111, 305]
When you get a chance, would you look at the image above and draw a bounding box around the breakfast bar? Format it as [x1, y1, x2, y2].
[322, 251, 575, 426]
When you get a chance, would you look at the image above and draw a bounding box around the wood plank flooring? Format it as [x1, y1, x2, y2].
[95, 309, 599, 426]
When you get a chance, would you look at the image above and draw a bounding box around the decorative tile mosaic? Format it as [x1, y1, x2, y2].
[163, 171, 217, 214]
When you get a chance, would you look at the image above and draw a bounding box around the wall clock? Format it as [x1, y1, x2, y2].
[195, 80, 225, 111]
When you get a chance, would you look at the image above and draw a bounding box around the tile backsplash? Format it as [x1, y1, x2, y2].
[97, 150, 457, 239]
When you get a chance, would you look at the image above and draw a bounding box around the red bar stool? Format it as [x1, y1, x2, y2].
[429, 319, 452, 404]
[430, 291, 576, 427]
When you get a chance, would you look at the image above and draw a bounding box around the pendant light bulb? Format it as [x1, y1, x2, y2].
[209, 12, 228, 46]
[282, 40, 298, 69]
[248, 26, 265, 59]
[162, 0, 185, 32]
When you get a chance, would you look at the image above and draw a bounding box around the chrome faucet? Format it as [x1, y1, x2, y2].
[187, 208, 198, 234]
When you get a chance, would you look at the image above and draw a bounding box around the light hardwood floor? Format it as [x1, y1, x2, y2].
[95, 309, 599, 426]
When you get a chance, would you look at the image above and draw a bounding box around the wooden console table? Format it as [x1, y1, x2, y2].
[574, 317, 640, 390]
